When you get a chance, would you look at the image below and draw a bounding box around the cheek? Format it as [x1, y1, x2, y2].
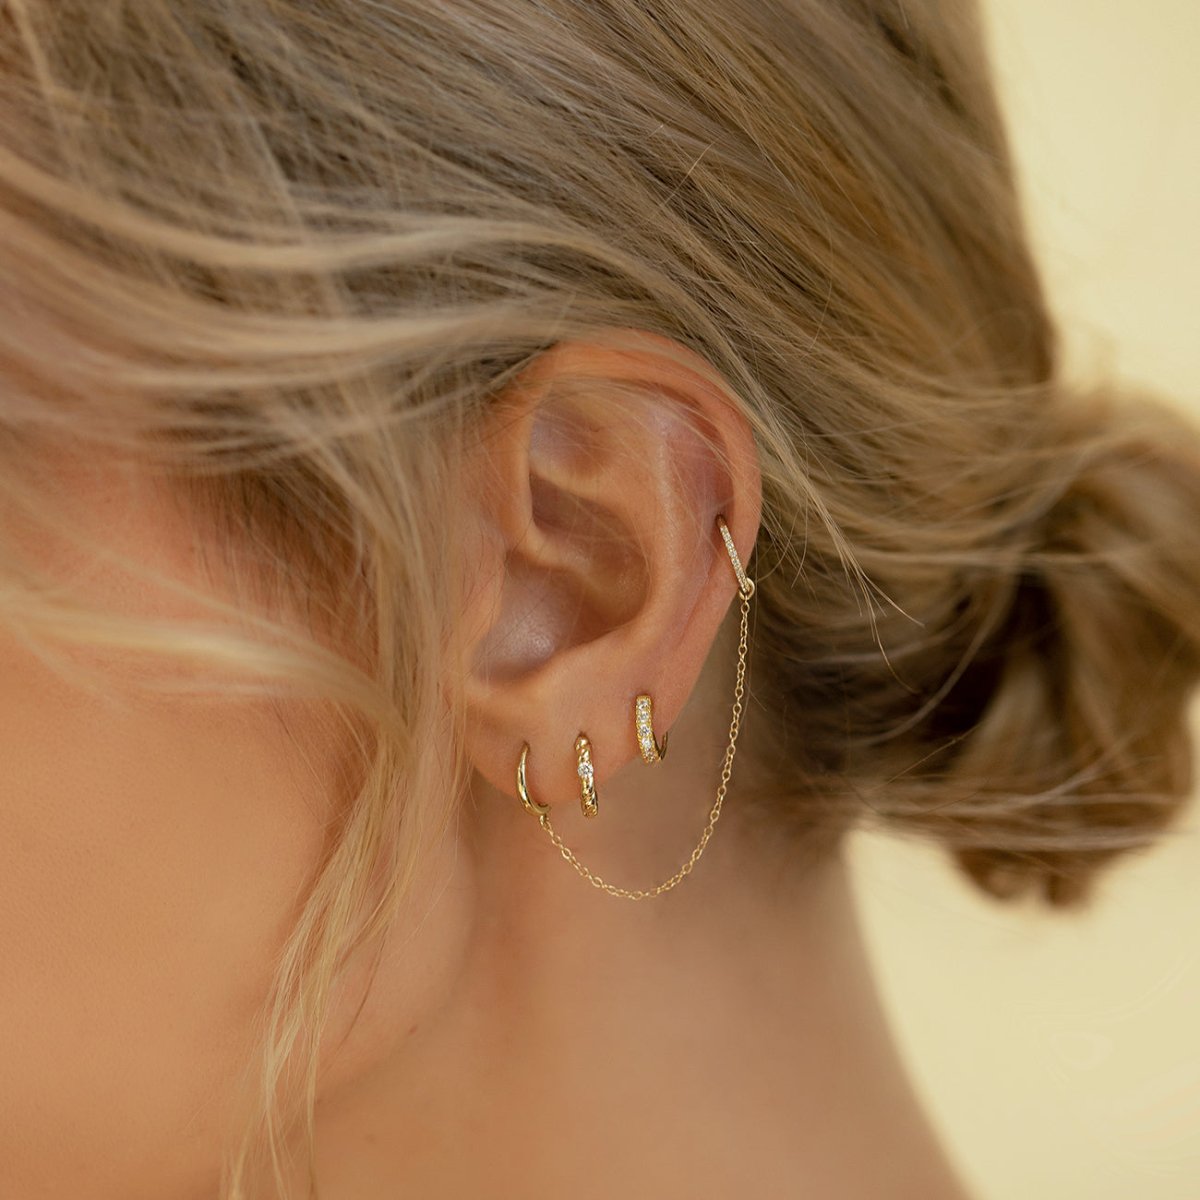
[0, 630, 333, 1199]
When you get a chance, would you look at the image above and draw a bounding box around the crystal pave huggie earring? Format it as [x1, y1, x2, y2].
[634, 693, 668, 763]
[513, 513, 755, 901]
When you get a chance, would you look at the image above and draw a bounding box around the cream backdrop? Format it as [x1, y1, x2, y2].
[846, 3, 1200, 1198]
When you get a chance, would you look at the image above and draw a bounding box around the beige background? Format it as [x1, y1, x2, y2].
[846, 3, 1200, 1198]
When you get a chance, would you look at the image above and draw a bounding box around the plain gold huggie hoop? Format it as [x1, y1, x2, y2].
[512, 512, 754, 900]
[516, 743, 550, 818]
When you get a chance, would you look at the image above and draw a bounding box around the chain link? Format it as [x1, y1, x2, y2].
[532, 582, 753, 900]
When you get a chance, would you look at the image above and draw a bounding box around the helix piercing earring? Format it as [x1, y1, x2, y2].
[634, 693, 668, 763]
[575, 733, 598, 818]
[512, 512, 755, 900]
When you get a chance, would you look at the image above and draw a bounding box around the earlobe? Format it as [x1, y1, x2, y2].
[459, 328, 762, 812]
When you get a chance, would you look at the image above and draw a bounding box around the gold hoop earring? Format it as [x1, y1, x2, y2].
[634, 693, 669, 763]
[575, 733, 598, 818]
[516, 743, 550, 818]
[512, 512, 754, 900]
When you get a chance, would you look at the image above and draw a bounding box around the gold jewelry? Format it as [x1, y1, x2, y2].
[575, 733, 598, 818]
[634, 693, 668, 763]
[516, 742, 550, 817]
[512, 513, 754, 900]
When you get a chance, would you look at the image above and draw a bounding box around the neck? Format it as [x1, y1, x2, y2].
[294, 800, 972, 1199]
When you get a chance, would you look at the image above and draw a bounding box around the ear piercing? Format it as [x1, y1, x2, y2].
[575, 733, 598, 818]
[511, 512, 755, 900]
[571, 697, 666, 821]
[634, 693, 668, 763]
[516, 742, 551, 817]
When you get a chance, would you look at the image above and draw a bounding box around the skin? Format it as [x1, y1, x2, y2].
[0, 334, 973, 1199]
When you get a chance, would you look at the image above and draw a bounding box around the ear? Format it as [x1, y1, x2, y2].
[459, 328, 762, 813]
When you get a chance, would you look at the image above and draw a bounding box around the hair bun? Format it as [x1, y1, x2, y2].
[938, 384, 1200, 905]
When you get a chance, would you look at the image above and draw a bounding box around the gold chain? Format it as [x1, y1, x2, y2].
[532, 578, 753, 900]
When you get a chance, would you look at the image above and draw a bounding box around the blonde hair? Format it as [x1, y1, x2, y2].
[2, 0, 1198, 1194]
